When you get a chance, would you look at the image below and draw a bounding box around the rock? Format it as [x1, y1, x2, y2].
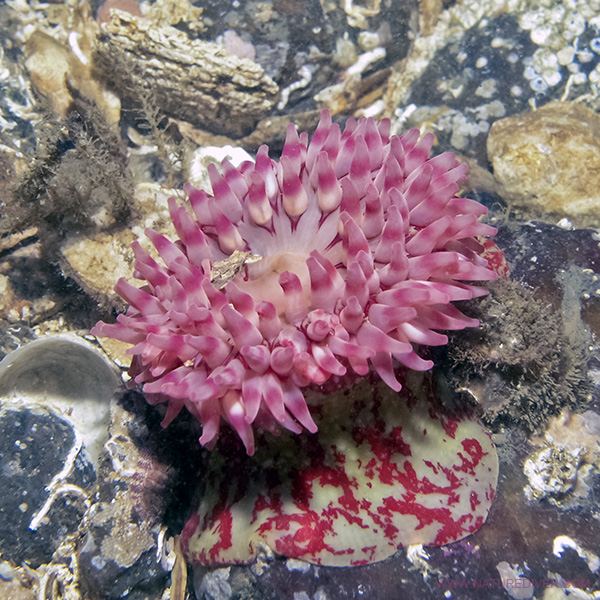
[389, 1, 600, 158]
[60, 230, 137, 309]
[487, 102, 600, 226]
[542, 409, 600, 464]
[94, 12, 279, 138]
[59, 183, 178, 308]
[523, 446, 581, 505]
[0, 399, 96, 566]
[523, 409, 600, 508]
[78, 391, 186, 600]
[0, 338, 193, 599]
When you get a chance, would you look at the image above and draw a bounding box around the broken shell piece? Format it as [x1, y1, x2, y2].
[0, 334, 121, 465]
[553, 535, 600, 574]
[496, 561, 534, 600]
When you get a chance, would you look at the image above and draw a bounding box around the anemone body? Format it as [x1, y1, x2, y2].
[92, 111, 497, 455]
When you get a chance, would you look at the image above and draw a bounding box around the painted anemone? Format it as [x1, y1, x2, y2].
[92, 111, 497, 456]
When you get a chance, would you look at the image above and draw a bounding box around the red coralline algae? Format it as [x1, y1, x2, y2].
[92, 111, 497, 455]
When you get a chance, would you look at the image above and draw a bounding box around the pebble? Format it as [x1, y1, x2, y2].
[487, 101, 600, 227]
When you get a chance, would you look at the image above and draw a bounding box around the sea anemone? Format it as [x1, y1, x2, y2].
[182, 373, 499, 567]
[92, 110, 497, 455]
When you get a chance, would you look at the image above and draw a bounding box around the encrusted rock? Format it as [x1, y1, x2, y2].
[542, 409, 600, 465]
[94, 12, 279, 137]
[487, 102, 600, 226]
[524, 409, 600, 508]
[78, 392, 177, 600]
[60, 230, 137, 308]
[387, 1, 600, 157]
[523, 446, 581, 505]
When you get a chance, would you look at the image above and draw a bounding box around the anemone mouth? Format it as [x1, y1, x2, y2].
[246, 251, 311, 281]
[239, 251, 313, 319]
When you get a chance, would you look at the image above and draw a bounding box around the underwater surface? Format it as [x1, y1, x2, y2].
[1, 0, 600, 599]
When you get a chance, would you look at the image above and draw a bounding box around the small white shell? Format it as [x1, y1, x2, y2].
[0, 334, 121, 465]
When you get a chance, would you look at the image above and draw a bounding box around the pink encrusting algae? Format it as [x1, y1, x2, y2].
[92, 110, 498, 456]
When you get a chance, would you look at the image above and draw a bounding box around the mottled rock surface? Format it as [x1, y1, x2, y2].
[487, 102, 600, 226]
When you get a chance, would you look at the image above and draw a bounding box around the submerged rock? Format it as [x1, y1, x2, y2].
[524, 409, 600, 508]
[0, 398, 95, 566]
[94, 12, 279, 137]
[487, 102, 600, 227]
